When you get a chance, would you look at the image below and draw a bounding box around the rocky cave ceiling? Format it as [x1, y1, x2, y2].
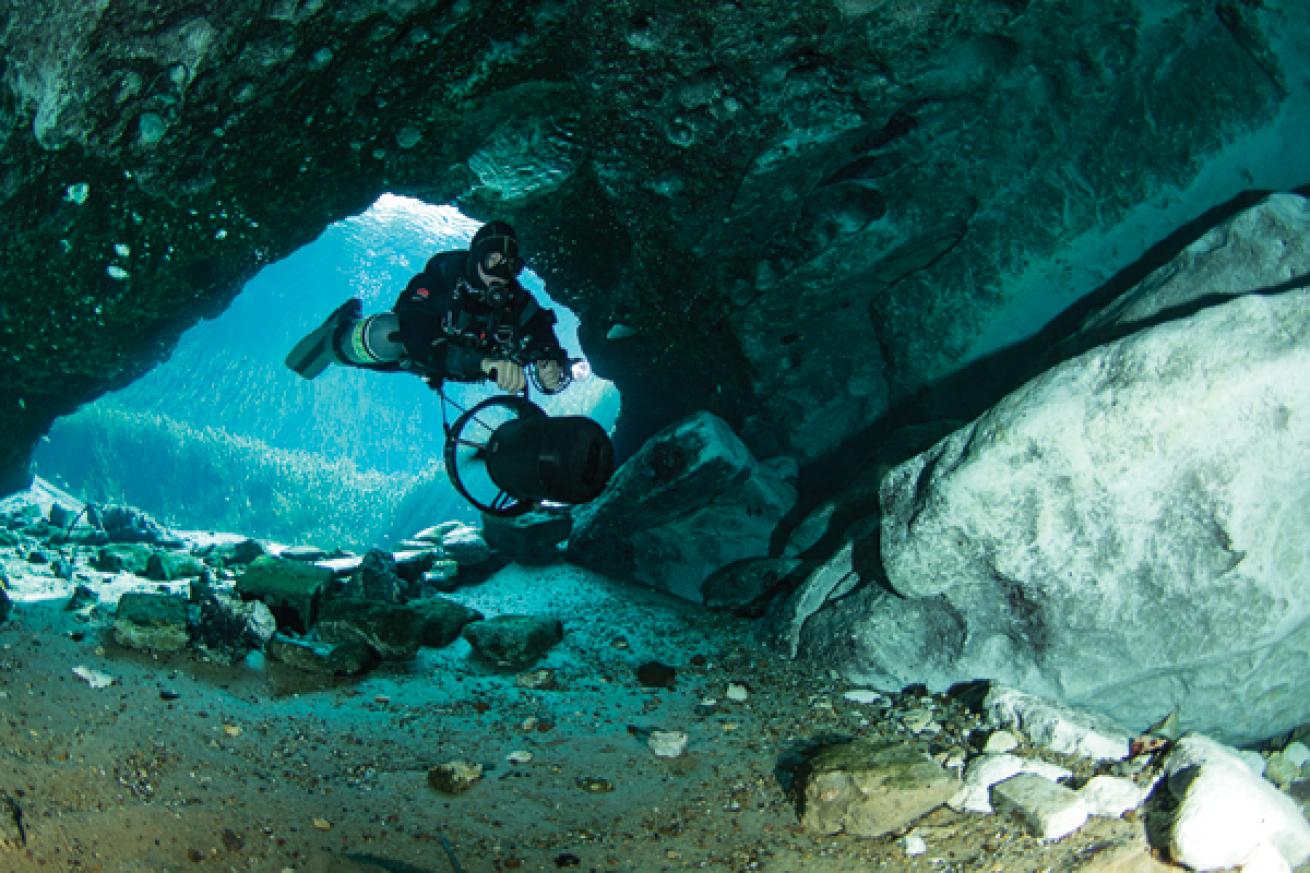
[1, 0, 1307, 493]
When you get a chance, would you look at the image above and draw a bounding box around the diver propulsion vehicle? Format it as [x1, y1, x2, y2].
[441, 369, 615, 517]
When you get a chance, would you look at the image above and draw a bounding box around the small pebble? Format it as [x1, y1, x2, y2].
[648, 730, 689, 758]
[507, 750, 534, 765]
[725, 683, 749, 702]
[903, 834, 927, 856]
[984, 730, 1020, 754]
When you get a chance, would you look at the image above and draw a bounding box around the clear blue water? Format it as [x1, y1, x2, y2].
[34, 196, 619, 544]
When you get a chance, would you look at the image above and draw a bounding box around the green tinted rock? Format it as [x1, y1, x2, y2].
[113, 591, 190, 652]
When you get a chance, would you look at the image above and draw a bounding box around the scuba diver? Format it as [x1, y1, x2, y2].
[287, 220, 570, 394]
[286, 220, 612, 516]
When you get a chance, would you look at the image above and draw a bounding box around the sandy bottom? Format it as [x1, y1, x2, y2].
[3, 549, 1175, 873]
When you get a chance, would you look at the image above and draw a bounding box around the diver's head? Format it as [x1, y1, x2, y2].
[467, 221, 523, 298]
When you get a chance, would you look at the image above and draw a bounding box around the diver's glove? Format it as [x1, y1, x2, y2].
[480, 358, 526, 393]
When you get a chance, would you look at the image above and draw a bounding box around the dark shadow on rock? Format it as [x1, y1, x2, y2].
[790, 187, 1301, 574]
[773, 732, 853, 818]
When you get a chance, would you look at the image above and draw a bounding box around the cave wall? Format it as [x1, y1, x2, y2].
[2, 0, 1308, 491]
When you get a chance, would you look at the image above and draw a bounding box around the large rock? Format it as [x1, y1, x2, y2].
[568, 411, 796, 603]
[784, 196, 1310, 744]
[2, 1, 1307, 490]
[1162, 735, 1310, 871]
[113, 591, 190, 652]
[236, 556, 332, 633]
[800, 737, 957, 837]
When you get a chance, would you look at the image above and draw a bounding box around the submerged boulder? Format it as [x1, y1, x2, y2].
[800, 737, 958, 837]
[236, 556, 332, 633]
[113, 592, 190, 652]
[568, 412, 796, 603]
[784, 196, 1310, 744]
[462, 615, 564, 669]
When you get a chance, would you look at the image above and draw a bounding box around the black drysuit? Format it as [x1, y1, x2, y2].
[392, 250, 566, 385]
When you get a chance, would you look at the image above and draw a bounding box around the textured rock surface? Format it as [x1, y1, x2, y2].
[567, 411, 796, 603]
[800, 737, 957, 837]
[2, 1, 1309, 488]
[784, 195, 1310, 743]
[1163, 735, 1310, 871]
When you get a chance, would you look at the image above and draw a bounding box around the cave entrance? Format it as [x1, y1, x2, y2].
[33, 195, 619, 549]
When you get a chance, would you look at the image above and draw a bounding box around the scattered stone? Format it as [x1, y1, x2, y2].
[950, 753, 1073, 814]
[462, 615, 563, 669]
[350, 549, 407, 603]
[428, 760, 483, 794]
[93, 543, 155, 574]
[801, 737, 958, 838]
[507, 750, 534, 766]
[1266, 749, 1306, 788]
[145, 550, 207, 581]
[64, 584, 97, 612]
[481, 510, 571, 562]
[902, 833, 927, 857]
[191, 586, 277, 665]
[985, 685, 1130, 761]
[440, 525, 491, 566]
[413, 522, 464, 544]
[280, 545, 328, 562]
[843, 689, 887, 706]
[1080, 774, 1149, 818]
[419, 559, 460, 593]
[992, 773, 1089, 841]
[71, 665, 115, 688]
[901, 707, 935, 733]
[236, 556, 332, 632]
[316, 598, 480, 661]
[568, 411, 797, 604]
[576, 776, 614, 793]
[515, 668, 557, 690]
[411, 597, 484, 647]
[635, 661, 677, 689]
[1283, 742, 1310, 771]
[113, 591, 190, 652]
[725, 682, 749, 702]
[648, 730, 689, 758]
[1163, 734, 1310, 871]
[265, 634, 378, 675]
[210, 538, 268, 566]
[983, 730, 1020, 755]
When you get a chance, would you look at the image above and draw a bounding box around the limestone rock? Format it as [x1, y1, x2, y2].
[145, 550, 207, 582]
[349, 549, 407, 603]
[1163, 734, 1310, 871]
[950, 753, 1072, 815]
[265, 634, 378, 676]
[93, 543, 156, 575]
[440, 525, 492, 567]
[315, 598, 482, 661]
[191, 587, 277, 665]
[991, 773, 1088, 841]
[462, 615, 564, 669]
[113, 592, 190, 652]
[481, 510, 571, 562]
[801, 737, 957, 837]
[569, 412, 796, 603]
[1080, 775, 1149, 819]
[985, 685, 1130, 761]
[793, 196, 1310, 743]
[236, 556, 332, 633]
